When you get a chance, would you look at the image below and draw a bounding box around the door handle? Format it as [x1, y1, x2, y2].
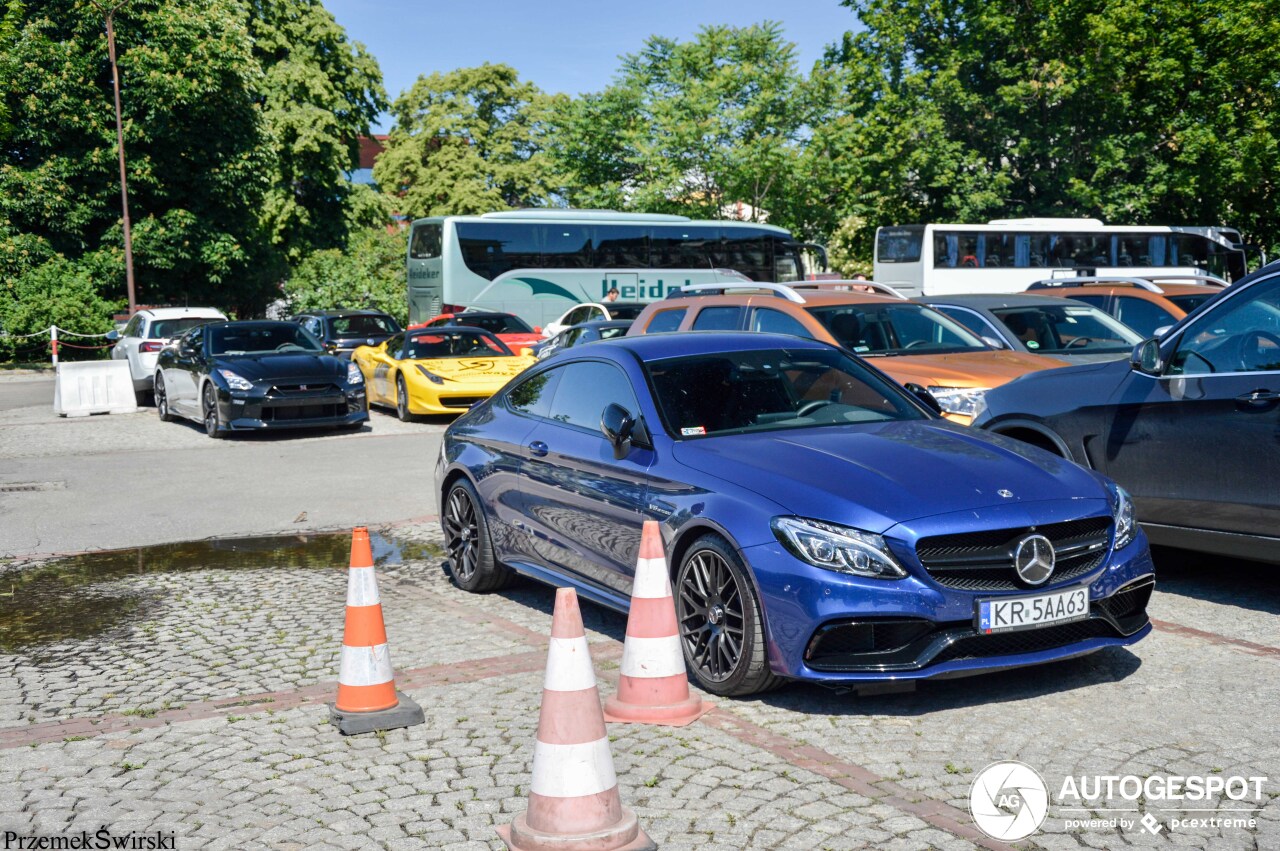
[528, 441, 548, 457]
[1236, 389, 1280, 408]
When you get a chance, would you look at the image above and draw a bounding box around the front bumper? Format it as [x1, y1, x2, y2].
[214, 382, 368, 431]
[740, 526, 1154, 685]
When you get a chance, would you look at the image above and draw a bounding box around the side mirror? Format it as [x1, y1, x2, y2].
[903, 383, 943, 416]
[1130, 339, 1162, 375]
[601, 403, 636, 460]
[106, 329, 120, 342]
[981, 335, 1006, 350]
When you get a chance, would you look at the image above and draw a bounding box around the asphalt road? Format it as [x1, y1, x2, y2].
[0, 373, 447, 557]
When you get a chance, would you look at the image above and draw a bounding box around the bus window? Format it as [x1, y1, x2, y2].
[773, 239, 803, 282]
[410, 223, 442, 259]
[593, 226, 649, 267]
[719, 229, 771, 282]
[875, 227, 923, 263]
[541, 225, 593, 268]
[651, 225, 719, 270]
[456, 222, 540, 279]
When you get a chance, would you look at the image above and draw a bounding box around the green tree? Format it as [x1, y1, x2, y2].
[374, 63, 560, 219]
[549, 23, 824, 238]
[0, 254, 124, 361]
[283, 227, 409, 325]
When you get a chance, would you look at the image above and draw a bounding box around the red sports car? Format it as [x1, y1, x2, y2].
[408, 311, 543, 350]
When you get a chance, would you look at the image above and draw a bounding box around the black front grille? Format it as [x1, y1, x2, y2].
[440, 396, 484, 408]
[932, 619, 1117, 664]
[806, 619, 936, 669]
[269, 383, 340, 396]
[1095, 577, 1155, 635]
[916, 516, 1112, 591]
[263, 403, 344, 422]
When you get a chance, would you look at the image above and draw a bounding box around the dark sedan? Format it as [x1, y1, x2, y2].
[154, 321, 368, 438]
[920, 293, 1145, 363]
[974, 261, 1280, 563]
[436, 333, 1152, 697]
[289, 309, 402, 358]
[531, 319, 633, 359]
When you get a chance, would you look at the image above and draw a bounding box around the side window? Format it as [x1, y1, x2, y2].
[935, 306, 998, 339]
[1169, 277, 1280, 375]
[1066, 295, 1110, 312]
[383, 333, 405, 359]
[409, 223, 442, 259]
[546, 361, 641, 432]
[645, 308, 686, 333]
[124, 316, 142, 337]
[691, 307, 744, 331]
[507, 367, 563, 419]
[750, 308, 814, 339]
[1114, 297, 1177, 339]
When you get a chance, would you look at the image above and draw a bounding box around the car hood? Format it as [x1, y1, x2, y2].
[213, 354, 345, 383]
[409, 355, 536, 381]
[670, 420, 1103, 533]
[873, 349, 1068, 389]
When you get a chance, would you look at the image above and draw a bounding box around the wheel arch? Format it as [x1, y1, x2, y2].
[666, 518, 776, 652]
[984, 417, 1072, 458]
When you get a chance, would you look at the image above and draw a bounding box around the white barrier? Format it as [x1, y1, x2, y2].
[53, 361, 138, 417]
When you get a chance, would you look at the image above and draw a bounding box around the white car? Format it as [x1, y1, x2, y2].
[109, 307, 227, 400]
[541, 302, 648, 338]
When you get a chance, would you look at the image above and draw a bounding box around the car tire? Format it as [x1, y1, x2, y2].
[155, 375, 174, 422]
[395, 374, 412, 422]
[442, 477, 512, 593]
[202, 382, 225, 439]
[675, 533, 783, 697]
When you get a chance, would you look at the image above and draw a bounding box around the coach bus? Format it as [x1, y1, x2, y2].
[873, 218, 1252, 297]
[406, 210, 827, 326]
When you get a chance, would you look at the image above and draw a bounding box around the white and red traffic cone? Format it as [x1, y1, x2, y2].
[498, 587, 655, 851]
[604, 521, 712, 727]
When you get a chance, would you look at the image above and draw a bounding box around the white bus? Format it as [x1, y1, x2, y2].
[406, 210, 826, 327]
[873, 218, 1252, 297]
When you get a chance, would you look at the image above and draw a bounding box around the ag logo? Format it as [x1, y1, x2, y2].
[969, 761, 1049, 841]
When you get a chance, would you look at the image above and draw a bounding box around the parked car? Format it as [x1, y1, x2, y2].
[542, 302, 648, 338]
[353, 327, 536, 420]
[108, 307, 227, 401]
[437, 332, 1153, 696]
[409, 310, 544, 350]
[288, 309, 402, 358]
[1025, 276, 1229, 339]
[628, 282, 1068, 424]
[919, 293, 1144, 363]
[975, 261, 1280, 563]
[530, 320, 633, 360]
[154, 321, 368, 438]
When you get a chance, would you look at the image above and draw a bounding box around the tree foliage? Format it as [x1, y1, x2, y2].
[283, 227, 409, 325]
[374, 64, 559, 219]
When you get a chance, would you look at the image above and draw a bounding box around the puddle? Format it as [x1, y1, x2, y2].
[0, 530, 446, 652]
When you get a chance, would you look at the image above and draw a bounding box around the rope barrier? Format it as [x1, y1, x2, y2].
[55, 341, 116, 350]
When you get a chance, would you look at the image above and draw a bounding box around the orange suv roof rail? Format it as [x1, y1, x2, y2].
[791, 280, 909, 300]
[1140, 274, 1230, 289]
[673, 282, 809, 303]
[1027, 276, 1165, 294]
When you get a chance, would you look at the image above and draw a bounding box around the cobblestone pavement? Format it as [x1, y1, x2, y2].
[0, 522, 1276, 850]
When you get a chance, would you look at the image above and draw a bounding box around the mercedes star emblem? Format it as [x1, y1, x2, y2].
[1014, 534, 1055, 585]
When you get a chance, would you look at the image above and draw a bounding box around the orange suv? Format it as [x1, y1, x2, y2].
[1026, 275, 1230, 339]
[627, 282, 1068, 424]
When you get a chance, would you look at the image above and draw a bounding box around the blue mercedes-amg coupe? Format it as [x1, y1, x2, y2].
[435, 332, 1153, 696]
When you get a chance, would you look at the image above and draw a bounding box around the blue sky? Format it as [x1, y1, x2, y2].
[321, 0, 859, 132]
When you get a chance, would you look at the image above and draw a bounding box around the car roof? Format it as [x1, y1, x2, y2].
[297, 309, 392, 318]
[657, 291, 904, 309]
[570, 320, 633, 330]
[136, 307, 226, 320]
[919, 293, 1101, 310]
[589, 331, 832, 361]
[446, 311, 517, 319]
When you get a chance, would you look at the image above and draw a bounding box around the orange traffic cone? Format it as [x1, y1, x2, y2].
[498, 588, 655, 851]
[328, 527, 423, 735]
[604, 521, 712, 727]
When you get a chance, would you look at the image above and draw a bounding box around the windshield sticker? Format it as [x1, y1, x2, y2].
[854, 345, 870, 352]
[681, 426, 707, 436]
[1027, 340, 1040, 349]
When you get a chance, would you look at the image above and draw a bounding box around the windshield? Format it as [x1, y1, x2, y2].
[605, 304, 647, 320]
[150, 317, 219, 338]
[645, 347, 926, 438]
[404, 330, 511, 359]
[209, 324, 323, 356]
[807, 303, 986, 355]
[991, 305, 1142, 353]
[1167, 294, 1214, 314]
[329, 315, 399, 337]
[456, 314, 534, 335]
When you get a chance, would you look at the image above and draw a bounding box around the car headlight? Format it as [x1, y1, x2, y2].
[416, 365, 445, 384]
[1109, 483, 1136, 549]
[216, 369, 253, 391]
[926, 386, 989, 417]
[771, 516, 906, 579]
[346, 362, 364, 385]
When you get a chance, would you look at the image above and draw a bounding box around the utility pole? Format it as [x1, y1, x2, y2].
[91, 0, 137, 314]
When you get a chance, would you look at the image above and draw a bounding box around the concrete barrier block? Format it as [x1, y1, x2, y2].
[53, 360, 139, 417]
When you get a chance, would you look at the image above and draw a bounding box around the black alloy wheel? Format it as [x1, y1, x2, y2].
[155, 375, 173, 422]
[202, 383, 224, 439]
[442, 478, 511, 592]
[396, 373, 411, 422]
[675, 534, 782, 697]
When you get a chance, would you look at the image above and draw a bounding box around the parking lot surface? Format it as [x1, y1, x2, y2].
[0, 375, 1276, 850]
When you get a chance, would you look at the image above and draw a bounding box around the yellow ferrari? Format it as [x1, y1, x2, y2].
[353, 327, 537, 419]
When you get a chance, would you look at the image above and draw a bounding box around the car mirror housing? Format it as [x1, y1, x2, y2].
[1152, 325, 1172, 338]
[106, 329, 120, 342]
[601, 403, 637, 460]
[981, 335, 1005, 349]
[903, 383, 944, 416]
[1130, 339, 1162, 375]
